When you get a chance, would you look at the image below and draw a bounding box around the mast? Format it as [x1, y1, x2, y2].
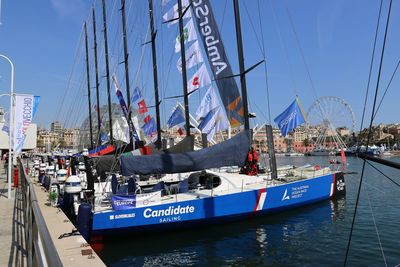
[101, 0, 113, 144]
[92, 7, 101, 146]
[177, 0, 191, 137]
[121, 0, 133, 145]
[148, 0, 162, 148]
[84, 22, 94, 149]
[233, 0, 250, 131]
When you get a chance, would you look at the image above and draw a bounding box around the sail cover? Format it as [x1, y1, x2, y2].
[190, 0, 244, 127]
[120, 130, 251, 175]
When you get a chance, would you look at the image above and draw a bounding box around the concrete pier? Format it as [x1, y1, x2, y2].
[0, 166, 27, 267]
[0, 163, 106, 266]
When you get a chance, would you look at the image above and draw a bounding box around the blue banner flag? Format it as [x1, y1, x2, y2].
[111, 195, 136, 210]
[112, 75, 140, 142]
[132, 87, 142, 103]
[274, 99, 306, 136]
[167, 105, 185, 128]
[141, 117, 157, 136]
[100, 132, 109, 144]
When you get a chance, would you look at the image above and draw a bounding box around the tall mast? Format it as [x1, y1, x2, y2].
[84, 22, 94, 149]
[92, 7, 101, 146]
[233, 0, 250, 130]
[177, 0, 191, 137]
[148, 0, 162, 148]
[101, 0, 113, 144]
[121, 0, 133, 144]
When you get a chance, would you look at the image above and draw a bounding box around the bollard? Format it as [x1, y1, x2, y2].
[13, 167, 19, 188]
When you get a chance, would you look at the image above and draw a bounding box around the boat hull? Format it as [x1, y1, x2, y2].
[87, 172, 345, 239]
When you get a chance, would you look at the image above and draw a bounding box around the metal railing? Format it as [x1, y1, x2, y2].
[19, 159, 63, 267]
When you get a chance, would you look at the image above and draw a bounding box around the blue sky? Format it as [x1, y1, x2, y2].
[0, 0, 399, 133]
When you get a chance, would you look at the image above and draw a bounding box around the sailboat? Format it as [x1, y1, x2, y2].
[66, 0, 346, 242]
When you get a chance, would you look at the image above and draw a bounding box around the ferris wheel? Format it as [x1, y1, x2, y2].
[306, 96, 356, 149]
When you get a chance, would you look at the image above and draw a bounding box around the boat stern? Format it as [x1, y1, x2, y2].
[330, 172, 346, 198]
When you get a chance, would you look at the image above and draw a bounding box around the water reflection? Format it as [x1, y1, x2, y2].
[97, 197, 346, 266]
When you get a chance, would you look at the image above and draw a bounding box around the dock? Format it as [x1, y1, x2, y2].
[0, 161, 106, 266]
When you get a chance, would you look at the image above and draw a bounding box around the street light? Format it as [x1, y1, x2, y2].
[0, 54, 14, 199]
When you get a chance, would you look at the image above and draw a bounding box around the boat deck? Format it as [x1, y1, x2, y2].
[92, 166, 334, 213]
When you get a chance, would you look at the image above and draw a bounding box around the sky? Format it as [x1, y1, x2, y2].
[0, 0, 399, 133]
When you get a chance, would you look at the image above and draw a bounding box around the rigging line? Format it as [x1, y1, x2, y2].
[219, 0, 228, 30]
[242, 0, 272, 124]
[373, 57, 400, 120]
[257, 0, 271, 124]
[242, 2, 264, 56]
[344, 0, 393, 265]
[268, 0, 298, 94]
[365, 183, 388, 267]
[63, 69, 86, 127]
[283, 2, 319, 98]
[55, 26, 85, 121]
[365, 160, 400, 188]
[359, 0, 384, 132]
[284, 1, 329, 125]
[132, 25, 151, 91]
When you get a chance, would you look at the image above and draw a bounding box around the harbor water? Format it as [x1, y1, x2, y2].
[95, 156, 400, 266]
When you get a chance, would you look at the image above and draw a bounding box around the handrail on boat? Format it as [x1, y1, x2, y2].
[18, 158, 63, 267]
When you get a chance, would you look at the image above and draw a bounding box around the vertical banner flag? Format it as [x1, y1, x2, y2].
[13, 94, 40, 154]
[112, 75, 139, 142]
[100, 132, 109, 144]
[175, 19, 197, 53]
[167, 105, 185, 128]
[195, 86, 219, 120]
[273, 98, 306, 136]
[162, 0, 191, 27]
[190, 0, 244, 127]
[142, 117, 157, 136]
[144, 115, 151, 124]
[176, 41, 204, 72]
[2, 113, 9, 134]
[198, 106, 229, 142]
[187, 63, 211, 93]
[131, 87, 142, 103]
[137, 100, 148, 115]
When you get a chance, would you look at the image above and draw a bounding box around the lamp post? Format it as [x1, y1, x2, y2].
[0, 54, 14, 199]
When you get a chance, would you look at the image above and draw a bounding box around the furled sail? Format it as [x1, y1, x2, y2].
[120, 130, 251, 175]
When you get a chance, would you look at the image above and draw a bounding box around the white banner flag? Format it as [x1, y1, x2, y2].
[177, 41, 204, 73]
[195, 86, 220, 120]
[175, 19, 197, 53]
[187, 64, 211, 94]
[13, 94, 40, 154]
[162, 0, 191, 27]
[198, 106, 229, 142]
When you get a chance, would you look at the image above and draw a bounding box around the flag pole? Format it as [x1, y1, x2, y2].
[0, 54, 14, 199]
[295, 96, 308, 124]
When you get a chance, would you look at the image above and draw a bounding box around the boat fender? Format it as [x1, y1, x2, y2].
[76, 203, 92, 242]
